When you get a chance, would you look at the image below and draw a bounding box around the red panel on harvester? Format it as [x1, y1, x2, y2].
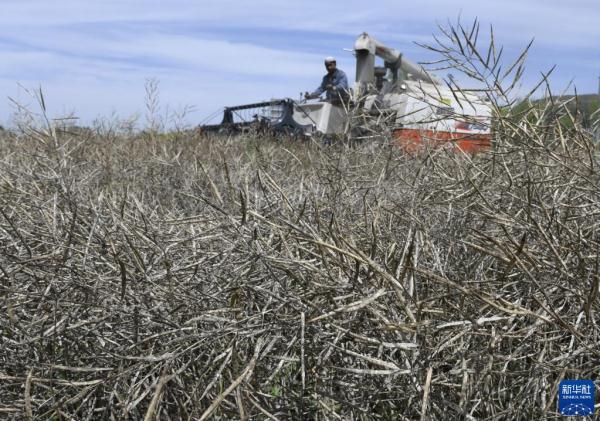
[392, 128, 492, 154]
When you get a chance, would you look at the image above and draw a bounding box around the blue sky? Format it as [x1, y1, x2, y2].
[1, 0, 599, 127]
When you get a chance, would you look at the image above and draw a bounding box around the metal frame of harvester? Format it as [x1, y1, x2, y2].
[201, 33, 493, 153]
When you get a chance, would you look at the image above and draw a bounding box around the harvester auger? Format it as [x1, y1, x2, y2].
[201, 32, 493, 152]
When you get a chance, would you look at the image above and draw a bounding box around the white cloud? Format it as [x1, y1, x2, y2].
[2, 0, 598, 47]
[0, 0, 598, 126]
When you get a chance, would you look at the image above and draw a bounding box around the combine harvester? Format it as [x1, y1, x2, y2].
[202, 33, 492, 153]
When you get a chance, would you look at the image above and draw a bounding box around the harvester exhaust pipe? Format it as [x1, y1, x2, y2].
[353, 32, 441, 98]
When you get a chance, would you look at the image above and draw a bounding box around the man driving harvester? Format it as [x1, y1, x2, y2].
[305, 57, 349, 103]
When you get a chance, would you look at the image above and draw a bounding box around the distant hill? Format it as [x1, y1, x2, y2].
[555, 94, 599, 125]
[512, 94, 599, 131]
[537, 94, 599, 128]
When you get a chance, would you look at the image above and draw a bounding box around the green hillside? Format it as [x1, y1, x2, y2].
[539, 94, 599, 127]
[510, 93, 599, 132]
[556, 94, 599, 126]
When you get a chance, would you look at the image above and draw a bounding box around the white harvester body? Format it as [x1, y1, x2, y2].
[292, 32, 492, 151]
[203, 32, 492, 152]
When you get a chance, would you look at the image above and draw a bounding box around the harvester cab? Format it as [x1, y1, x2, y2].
[201, 32, 492, 152]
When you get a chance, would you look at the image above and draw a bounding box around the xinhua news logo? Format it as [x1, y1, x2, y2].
[559, 380, 595, 416]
